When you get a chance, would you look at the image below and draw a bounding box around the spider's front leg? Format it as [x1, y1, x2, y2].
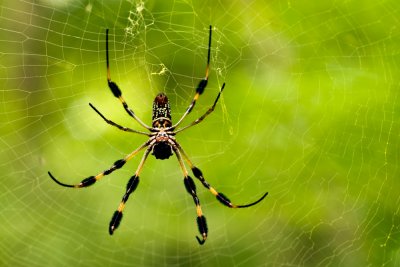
[48, 140, 152, 188]
[109, 144, 154, 234]
[177, 144, 268, 208]
[191, 167, 268, 208]
[172, 144, 208, 245]
[184, 175, 208, 245]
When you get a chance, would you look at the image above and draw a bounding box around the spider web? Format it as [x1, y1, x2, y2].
[1, 0, 400, 266]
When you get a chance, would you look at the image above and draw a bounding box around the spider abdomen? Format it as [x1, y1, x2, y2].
[152, 93, 171, 119]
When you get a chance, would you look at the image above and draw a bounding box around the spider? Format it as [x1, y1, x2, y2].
[48, 25, 268, 245]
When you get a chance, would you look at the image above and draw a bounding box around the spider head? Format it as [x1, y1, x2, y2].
[152, 132, 173, 160]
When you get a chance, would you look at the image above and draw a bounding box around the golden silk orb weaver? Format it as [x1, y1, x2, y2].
[48, 26, 268, 245]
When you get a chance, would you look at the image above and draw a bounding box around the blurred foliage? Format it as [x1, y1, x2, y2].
[1, 0, 400, 266]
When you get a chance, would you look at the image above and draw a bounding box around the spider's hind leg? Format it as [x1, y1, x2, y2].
[169, 25, 213, 130]
[105, 29, 152, 130]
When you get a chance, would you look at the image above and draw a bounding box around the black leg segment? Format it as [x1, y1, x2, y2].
[190, 166, 268, 209]
[109, 175, 140, 235]
[196, 215, 208, 245]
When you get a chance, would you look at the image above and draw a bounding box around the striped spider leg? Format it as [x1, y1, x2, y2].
[48, 25, 268, 245]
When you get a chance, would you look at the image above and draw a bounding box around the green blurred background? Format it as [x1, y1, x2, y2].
[1, 0, 399, 266]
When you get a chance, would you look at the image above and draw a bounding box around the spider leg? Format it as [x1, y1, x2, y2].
[109, 143, 154, 235]
[171, 143, 208, 245]
[171, 25, 213, 129]
[89, 103, 151, 136]
[176, 143, 268, 208]
[48, 139, 153, 188]
[174, 83, 225, 134]
[105, 29, 153, 130]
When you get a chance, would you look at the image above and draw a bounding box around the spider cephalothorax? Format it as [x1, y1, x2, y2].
[48, 26, 268, 245]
